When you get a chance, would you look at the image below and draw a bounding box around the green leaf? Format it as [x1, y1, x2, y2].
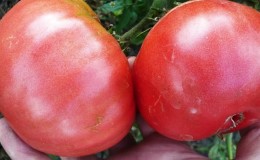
[48, 155, 61, 160]
[130, 123, 143, 143]
[96, 150, 109, 159]
[100, 0, 124, 16]
[208, 144, 220, 159]
[123, 0, 133, 6]
[115, 8, 137, 33]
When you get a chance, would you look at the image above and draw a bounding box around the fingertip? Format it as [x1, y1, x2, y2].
[240, 121, 260, 137]
[236, 121, 260, 159]
[136, 114, 154, 137]
[127, 56, 136, 69]
[61, 155, 97, 160]
[0, 118, 50, 160]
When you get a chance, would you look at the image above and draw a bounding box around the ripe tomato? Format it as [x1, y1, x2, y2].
[0, 0, 135, 156]
[133, 0, 260, 141]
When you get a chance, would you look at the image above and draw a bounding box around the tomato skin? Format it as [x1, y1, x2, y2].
[0, 0, 135, 157]
[134, 0, 260, 141]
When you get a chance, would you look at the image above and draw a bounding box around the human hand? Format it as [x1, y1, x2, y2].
[1, 57, 260, 160]
[2, 115, 260, 160]
[0, 114, 206, 160]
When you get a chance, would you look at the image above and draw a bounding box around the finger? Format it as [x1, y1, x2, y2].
[60, 155, 97, 160]
[0, 118, 50, 160]
[108, 55, 139, 151]
[239, 121, 260, 137]
[127, 56, 154, 137]
[109, 115, 154, 155]
[109, 133, 208, 160]
[127, 56, 136, 69]
[127, 55, 154, 136]
[136, 114, 154, 137]
[108, 133, 136, 155]
[236, 122, 260, 160]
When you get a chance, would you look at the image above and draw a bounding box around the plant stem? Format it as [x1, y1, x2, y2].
[226, 133, 234, 160]
[119, 0, 171, 43]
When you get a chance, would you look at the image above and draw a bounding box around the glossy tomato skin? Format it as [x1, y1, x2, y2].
[134, 0, 260, 141]
[0, 0, 135, 157]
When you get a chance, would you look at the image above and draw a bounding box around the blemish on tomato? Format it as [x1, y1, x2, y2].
[179, 134, 194, 141]
[89, 116, 103, 132]
[5, 35, 19, 49]
[172, 101, 182, 110]
[154, 95, 161, 107]
[160, 104, 165, 112]
[216, 112, 244, 135]
[196, 97, 202, 105]
[190, 108, 198, 114]
[94, 116, 103, 127]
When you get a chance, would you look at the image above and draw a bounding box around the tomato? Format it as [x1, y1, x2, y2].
[133, 0, 260, 141]
[0, 0, 135, 157]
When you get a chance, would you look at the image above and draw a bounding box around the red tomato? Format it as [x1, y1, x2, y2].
[0, 0, 135, 157]
[133, 0, 260, 141]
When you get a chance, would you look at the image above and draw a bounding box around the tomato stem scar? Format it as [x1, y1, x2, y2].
[216, 113, 245, 138]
